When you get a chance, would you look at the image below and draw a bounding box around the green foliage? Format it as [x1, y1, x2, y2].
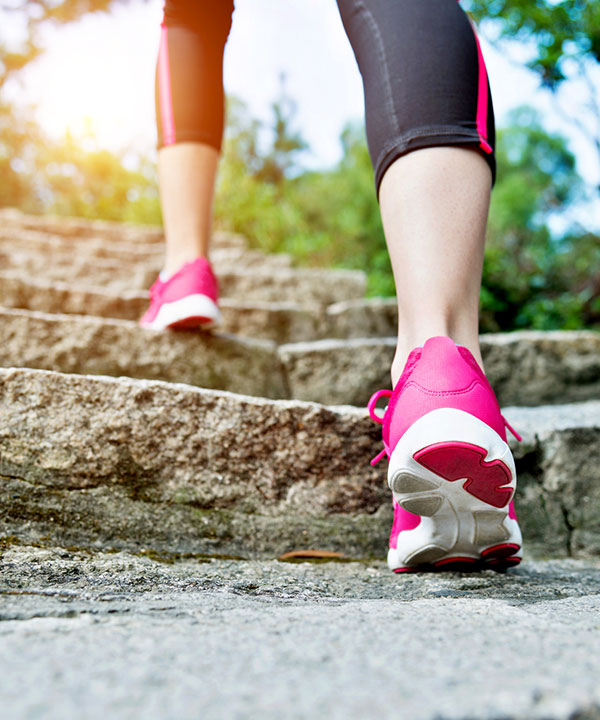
[215, 95, 391, 295]
[0, 66, 596, 330]
[0, 0, 120, 89]
[0, 101, 160, 224]
[463, 0, 600, 89]
[35, 130, 161, 223]
[0, 101, 44, 211]
[462, 0, 600, 191]
[216, 97, 598, 329]
[481, 106, 598, 331]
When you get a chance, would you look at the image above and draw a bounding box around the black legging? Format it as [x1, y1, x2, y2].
[156, 0, 496, 199]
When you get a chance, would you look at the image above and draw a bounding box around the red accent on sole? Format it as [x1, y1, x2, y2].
[392, 548, 522, 575]
[481, 543, 521, 560]
[486, 557, 522, 572]
[433, 557, 480, 573]
[167, 316, 213, 330]
[414, 442, 512, 508]
[434, 556, 478, 567]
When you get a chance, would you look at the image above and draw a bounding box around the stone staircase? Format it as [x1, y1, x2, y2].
[1, 207, 599, 561]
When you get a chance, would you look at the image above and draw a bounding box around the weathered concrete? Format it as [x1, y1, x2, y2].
[0, 261, 367, 303]
[0, 275, 329, 344]
[279, 337, 396, 404]
[1, 368, 598, 558]
[279, 331, 600, 407]
[0, 207, 247, 248]
[481, 330, 600, 406]
[1, 546, 599, 720]
[326, 297, 398, 339]
[0, 307, 287, 399]
[0, 227, 292, 271]
[0, 226, 292, 271]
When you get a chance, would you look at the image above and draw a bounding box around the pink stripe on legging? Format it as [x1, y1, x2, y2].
[470, 23, 492, 154]
[158, 23, 176, 146]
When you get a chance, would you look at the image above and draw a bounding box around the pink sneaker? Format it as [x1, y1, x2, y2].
[139, 257, 221, 330]
[368, 336, 523, 573]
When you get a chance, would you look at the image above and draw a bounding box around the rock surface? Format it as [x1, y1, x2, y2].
[8, 310, 598, 410]
[0, 207, 247, 248]
[481, 330, 600, 406]
[279, 337, 396, 404]
[0, 225, 293, 269]
[279, 331, 600, 407]
[0, 274, 328, 344]
[0, 307, 288, 399]
[0, 274, 399, 343]
[1, 262, 366, 303]
[4, 211, 600, 720]
[1, 368, 598, 559]
[1, 545, 599, 720]
[325, 297, 398, 338]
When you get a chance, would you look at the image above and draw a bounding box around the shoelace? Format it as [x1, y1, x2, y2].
[367, 389, 393, 466]
[367, 388, 522, 466]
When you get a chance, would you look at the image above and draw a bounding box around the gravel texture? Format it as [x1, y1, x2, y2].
[1, 368, 599, 558]
[1, 545, 599, 720]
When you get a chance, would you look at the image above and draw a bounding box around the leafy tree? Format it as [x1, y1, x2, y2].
[34, 129, 160, 222]
[481, 106, 598, 331]
[0, 0, 131, 209]
[253, 73, 308, 187]
[0, 0, 122, 90]
[462, 0, 600, 187]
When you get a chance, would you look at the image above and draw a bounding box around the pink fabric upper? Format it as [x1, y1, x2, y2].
[141, 257, 219, 324]
[370, 336, 518, 552]
[383, 336, 507, 453]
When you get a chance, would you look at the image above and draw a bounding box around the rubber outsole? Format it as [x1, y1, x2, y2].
[386, 408, 522, 573]
[140, 293, 221, 331]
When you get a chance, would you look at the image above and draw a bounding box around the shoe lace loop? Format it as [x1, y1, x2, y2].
[367, 389, 393, 465]
[367, 391, 523, 467]
[367, 389, 392, 425]
[502, 415, 523, 443]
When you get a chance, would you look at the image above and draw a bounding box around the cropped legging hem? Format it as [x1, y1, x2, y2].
[374, 127, 496, 200]
[156, 131, 223, 153]
[156, 0, 497, 202]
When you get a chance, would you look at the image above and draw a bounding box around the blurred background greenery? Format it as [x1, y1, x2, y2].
[0, 0, 598, 331]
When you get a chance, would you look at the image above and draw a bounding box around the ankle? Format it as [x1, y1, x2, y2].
[391, 331, 483, 387]
[162, 251, 208, 279]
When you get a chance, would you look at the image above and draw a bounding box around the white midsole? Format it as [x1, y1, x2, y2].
[144, 294, 221, 330]
[386, 408, 521, 568]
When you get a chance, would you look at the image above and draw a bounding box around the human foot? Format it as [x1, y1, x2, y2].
[139, 257, 220, 330]
[368, 336, 522, 573]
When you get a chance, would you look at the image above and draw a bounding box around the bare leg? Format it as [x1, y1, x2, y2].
[158, 142, 219, 278]
[378, 146, 492, 385]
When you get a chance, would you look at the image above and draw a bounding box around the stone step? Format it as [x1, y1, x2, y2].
[0, 207, 248, 248]
[0, 275, 395, 343]
[1, 246, 292, 290]
[325, 298, 398, 339]
[0, 275, 327, 345]
[0, 226, 293, 269]
[1, 366, 598, 558]
[0, 254, 367, 303]
[279, 330, 600, 407]
[0, 307, 287, 399]
[2, 307, 598, 406]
